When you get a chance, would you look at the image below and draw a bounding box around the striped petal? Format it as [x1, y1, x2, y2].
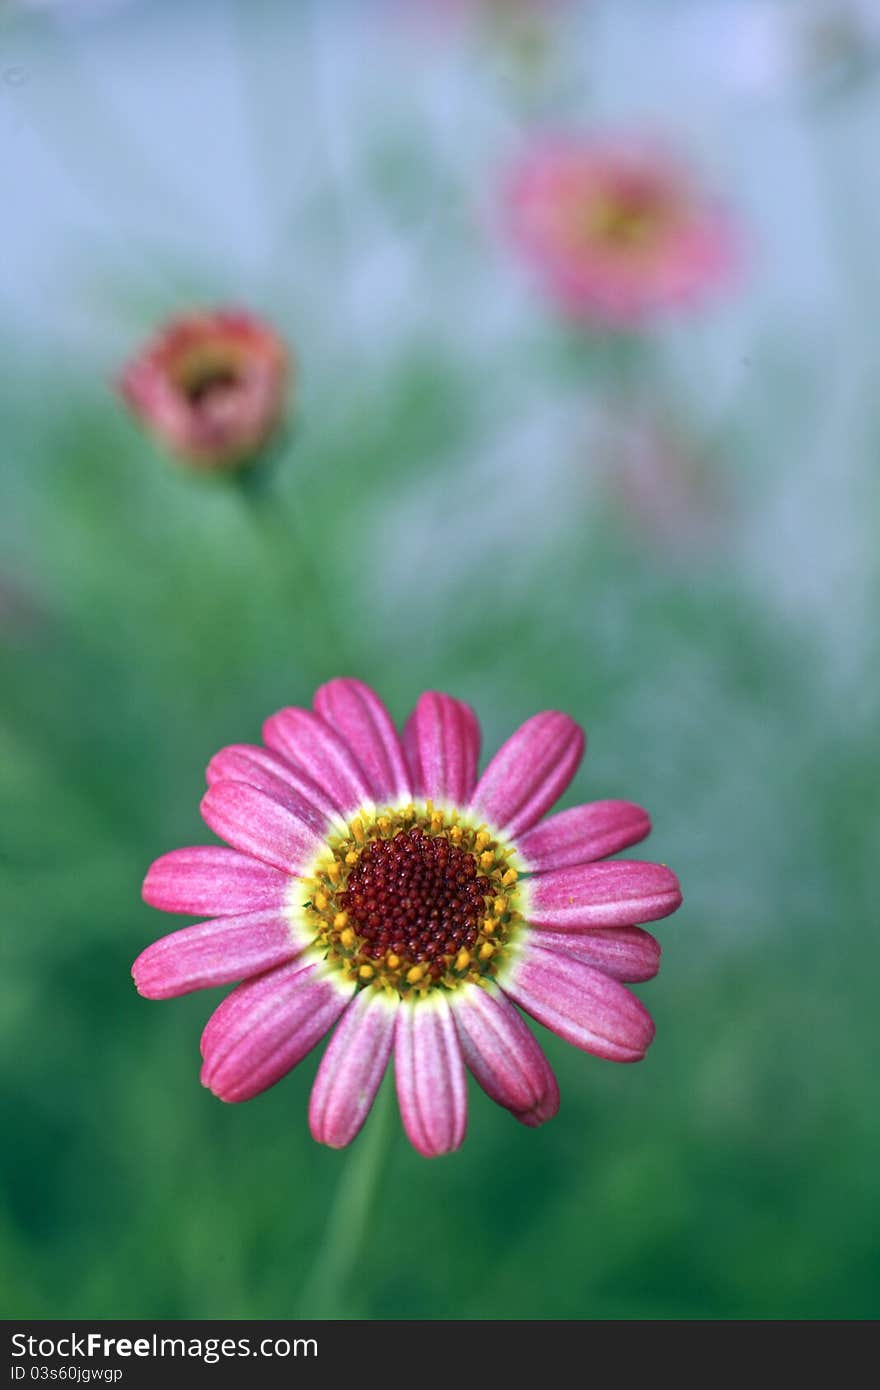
[200, 960, 354, 1102]
[142, 846, 289, 916]
[501, 941, 655, 1062]
[518, 800, 651, 871]
[263, 706, 373, 817]
[452, 982, 559, 1127]
[394, 995, 467, 1157]
[132, 909, 305, 999]
[469, 711, 585, 838]
[309, 989, 398, 1148]
[206, 744, 347, 834]
[313, 678, 411, 806]
[200, 780, 324, 875]
[403, 691, 481, 806]
[527, 925, 661, 982]
[524, 860, 682, 931]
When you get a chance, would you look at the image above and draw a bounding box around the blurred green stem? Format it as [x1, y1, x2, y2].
[298, 1080, 396, 1319]
[233, 450, 356, 676]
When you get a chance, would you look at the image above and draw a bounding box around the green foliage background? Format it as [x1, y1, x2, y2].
[1, 0, 878, 1319]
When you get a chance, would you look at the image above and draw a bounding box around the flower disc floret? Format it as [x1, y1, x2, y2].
[301, 805, 523, 996]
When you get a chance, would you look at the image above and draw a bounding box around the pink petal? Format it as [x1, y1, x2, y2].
[527, 925, 661, 982]
[452, 982, 559, 1128]
[142, 846, 289, 916]
[501, 941, 655, 1062]
[403, 691, 481, 805]
[132, 909, 306, 999]
[517, 800, 651, 871]
[309, 988, 398, 1148]
[206, 743, 347, 834]
[313, 677, 411, 807]
[469, 711, 585, 838]
[200, 780, 324, 875]
[200, 960, 354, 1102]
[524, 860, 682, 930]
[262, 706, 373, 817]
[394, 996, 467, 1157]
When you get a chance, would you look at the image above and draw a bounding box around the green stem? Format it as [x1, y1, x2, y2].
[232, 449, 356, 677]
[298, 1079, 397, 1319]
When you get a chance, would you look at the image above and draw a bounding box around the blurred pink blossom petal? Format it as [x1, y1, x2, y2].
[505, 137, 738, 327]
[594, 405, 727, 550]
[118, 309, 291, 471]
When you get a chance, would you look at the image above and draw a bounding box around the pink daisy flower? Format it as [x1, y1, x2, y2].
[134, 680, 682, 1157]
[505, 137, 737, 327]
[118, 309, 290, 471]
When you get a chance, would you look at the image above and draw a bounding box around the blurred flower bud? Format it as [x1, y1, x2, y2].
[118, 310, 291, 472]
[594, 404, 725, 551]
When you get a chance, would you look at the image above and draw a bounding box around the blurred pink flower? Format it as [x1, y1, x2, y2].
[595, 405, 726, 550]
[134, 679, 682, 1157]
[118, 310, 290, 471]
[505, 138, 737, 327]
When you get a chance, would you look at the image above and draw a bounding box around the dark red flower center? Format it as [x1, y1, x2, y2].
[338, 827, 494, 977]
[184, 366, 240, 405]
[177, 357, 242, 408]
[569, 174, 682, 255]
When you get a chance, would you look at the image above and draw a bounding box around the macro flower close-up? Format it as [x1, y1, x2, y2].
[118, 309, 291, 470]
[505, 138, 737, 326]
[135, 679, 682, 1157]
[4, 0, 878, 1336]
